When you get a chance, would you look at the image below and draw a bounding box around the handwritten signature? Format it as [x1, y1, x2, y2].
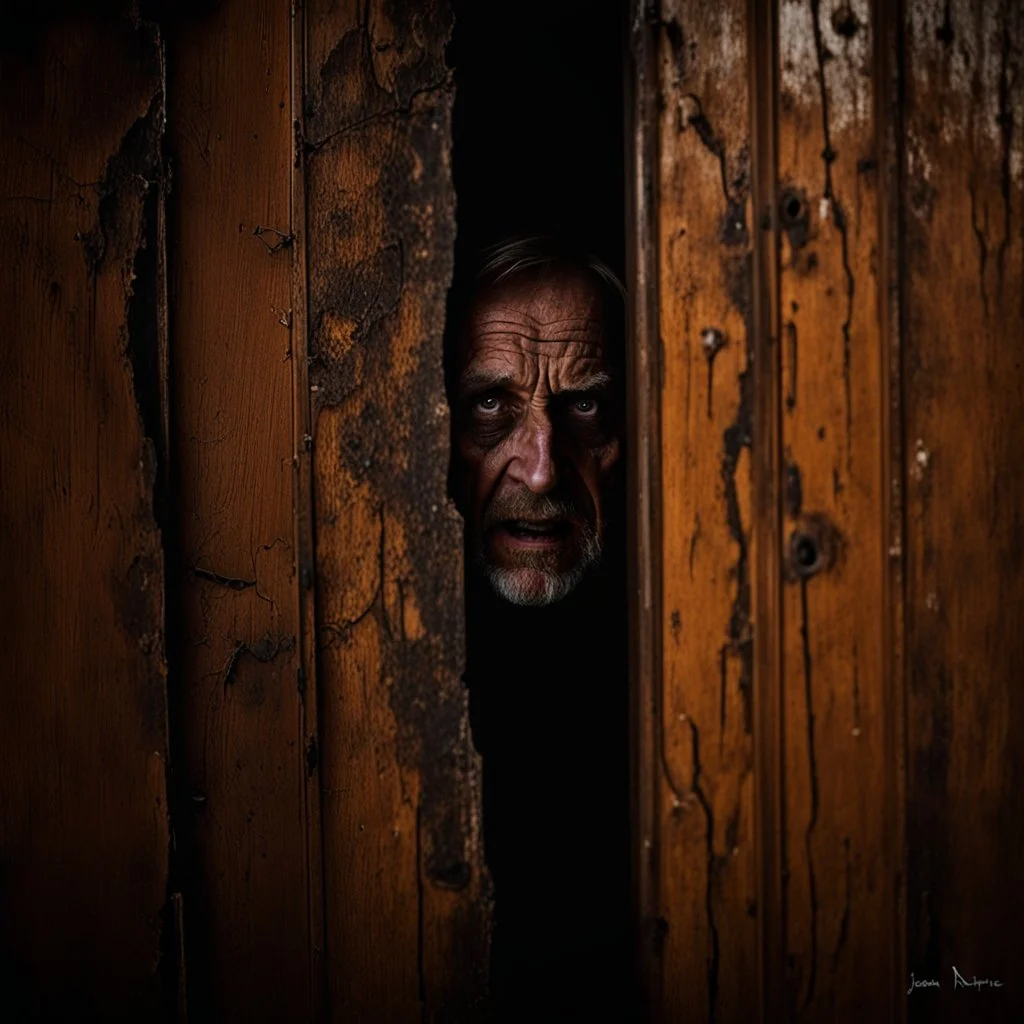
[907, 968, 1004, 995]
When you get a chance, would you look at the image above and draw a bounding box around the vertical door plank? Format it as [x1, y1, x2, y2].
[902, 3, 1024, 1020]
[0, 15, 170, 1018]
[775, 1, 894, 1018]
[167, 2, 314, 1017]
[303, 0, 491, 1017]
[654, 3, 759, 1019]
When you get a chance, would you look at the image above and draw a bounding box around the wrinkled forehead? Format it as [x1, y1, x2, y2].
[460, 269, 607, 362]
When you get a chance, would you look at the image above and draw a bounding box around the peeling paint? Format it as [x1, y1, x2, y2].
[781, 0, 871, 137]
[910, 0, 1022, 180]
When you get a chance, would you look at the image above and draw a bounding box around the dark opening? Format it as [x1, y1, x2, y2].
[446, 2, 633, 1018]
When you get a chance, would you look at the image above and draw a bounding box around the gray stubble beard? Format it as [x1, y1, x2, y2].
[477, 522, 602, 607]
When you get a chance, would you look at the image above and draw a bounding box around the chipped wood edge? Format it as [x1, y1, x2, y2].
[627, 1, 662, 1016]
[876, 0, 908, 1020]
[748, 1, 785, 1021]
[290, 2, 327, 1018]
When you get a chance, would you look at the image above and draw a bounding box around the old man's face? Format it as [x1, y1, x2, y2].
[453, 268, 621, 606]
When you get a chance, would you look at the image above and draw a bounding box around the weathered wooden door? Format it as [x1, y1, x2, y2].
[1, 1, 1021, 1021]
[630, 0, 1024, 1021]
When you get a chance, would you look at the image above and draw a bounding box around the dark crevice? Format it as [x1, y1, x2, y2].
[191, 566, 256, 590]
[103, 49, 180, 1018]
[719, 645, 728, 757]
[219, 634, 296, 690]
[799, 578, 819, 1012]
[683, 100, 750, 252]
[995, 8, 1016, 300]
[448, 2, 628, 1013]
[786, 459, 803, 519]
[688, 719, 720, 1024]
[125, 155, 166, 519]
[785, 319, 798, 411]
[319, 503, 387, 648]
[936, 0, 954, 46]
[969, 177, 990, 317]
[689, 512, 701, 581]
[721, 337, 753, 735]
[830, 836, 852, 977]
[832, 200, 855, 478]
[305, 79, 451, 154]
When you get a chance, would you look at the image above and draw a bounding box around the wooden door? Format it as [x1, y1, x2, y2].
[1, 1, 1021, 1021]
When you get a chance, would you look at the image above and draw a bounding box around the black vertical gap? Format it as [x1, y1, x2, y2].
[446, 1, 630, 1018]
[876, 0, 909, 1019]
[158, 10, 216, 1020]
[748, 0, 783, 1020]
[624, 2, 663, 1018]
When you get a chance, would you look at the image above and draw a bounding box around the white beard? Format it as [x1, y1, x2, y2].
[478, 529, 602, 607]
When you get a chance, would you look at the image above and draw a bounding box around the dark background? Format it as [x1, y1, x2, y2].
[448, 1, 633, 1017]
[448, 0, 625, 277]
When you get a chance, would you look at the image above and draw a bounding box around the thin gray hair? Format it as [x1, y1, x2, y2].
[475, 234, 626, 303]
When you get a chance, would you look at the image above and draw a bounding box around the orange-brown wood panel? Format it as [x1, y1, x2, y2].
[302, 0, 491, 1017]
[653, 2, 759, 1019]
[775, 1, 896, 1018]
[902, 2, 1024, 1021]
[0, 15, 171, 1018]
[166, 1, 316, 1017]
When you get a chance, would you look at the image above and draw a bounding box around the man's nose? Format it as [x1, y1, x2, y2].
[507, 412, 557, 493]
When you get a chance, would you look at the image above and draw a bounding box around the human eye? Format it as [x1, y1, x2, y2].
[474, 393, 502, 414]
[572, 396, 598, 415]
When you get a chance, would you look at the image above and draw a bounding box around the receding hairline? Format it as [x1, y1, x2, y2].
[475, 234, 626, 304]
[444, 235, 626, 394]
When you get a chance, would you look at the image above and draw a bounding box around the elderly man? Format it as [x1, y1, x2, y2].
[447, 236, 634, 1019]
[449, 235, 625, 605]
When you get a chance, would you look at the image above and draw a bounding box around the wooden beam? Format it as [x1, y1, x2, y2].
[303, 0, 491, 1016]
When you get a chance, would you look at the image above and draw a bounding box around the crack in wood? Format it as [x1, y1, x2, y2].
[831, 836, 852, 977]
[969, 176, 991, 316]
[305, 79, 452, 154]
[721, 345, 753, 735]
[192, 566, 257, 590]
[219, 633, 296, 690]
[688, 718, 721, 1024]
[799, 578, 819, 1012]
[785, 319, 798, 411]
[995, 8, 1017, 301]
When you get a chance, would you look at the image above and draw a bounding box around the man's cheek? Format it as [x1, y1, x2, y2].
[467, 452, 502, 528]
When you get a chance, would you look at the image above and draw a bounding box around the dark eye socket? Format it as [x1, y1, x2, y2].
[573, 397, 598, 414]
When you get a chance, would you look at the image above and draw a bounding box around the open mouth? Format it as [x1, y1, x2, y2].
[500, 519, 571, 543]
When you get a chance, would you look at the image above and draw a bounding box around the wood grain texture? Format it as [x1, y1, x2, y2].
[902, 2, 1024, 1020]
[0, 14, 170, 1018]
[775, 1, 895, 1018]
[303, 0, 491, 1017]
[166, 1, 315, 1017]
[653, 3, 759, 1019]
